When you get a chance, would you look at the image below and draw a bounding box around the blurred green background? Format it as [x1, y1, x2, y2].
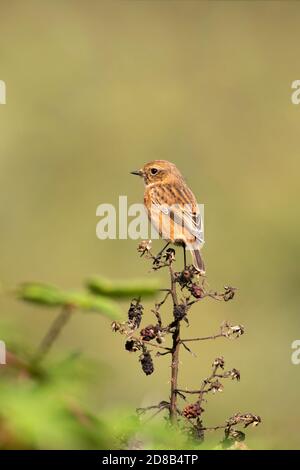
[0, 0, 300, 449]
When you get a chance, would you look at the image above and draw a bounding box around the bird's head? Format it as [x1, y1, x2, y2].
[131, 160, 183, 185]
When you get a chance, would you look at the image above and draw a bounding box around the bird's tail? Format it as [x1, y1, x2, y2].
[191, 248, 206, 275]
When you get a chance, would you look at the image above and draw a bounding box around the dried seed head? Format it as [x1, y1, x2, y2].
[229, 368, 241, 381]
[213, 356, 225, 369]
[226, 429, 245, 442]
[223, 286, 237, 301]
[222, 322, 245, 338]
[155, 329, 165, 344]
[230, 324, 245, 338]
[137, 240, 152, 255]
[227, 413, 261, 428]
[222, 428, 246, 449]
[242, 413, 261, 427]
[164, 248, 176, 262]
[111, 321, 121, 332]
[210, 380, 224, 394]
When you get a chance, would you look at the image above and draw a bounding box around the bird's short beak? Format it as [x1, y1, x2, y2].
[130, 169, 143, 177]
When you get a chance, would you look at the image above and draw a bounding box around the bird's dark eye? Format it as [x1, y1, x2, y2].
[150, 168, 158, 175]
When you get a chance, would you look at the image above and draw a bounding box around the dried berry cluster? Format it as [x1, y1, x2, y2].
[173, 303, 188, 321]
[127, 299, 144, 329]
[111, 241, 261, 447]
[140, 347, 154, 376]
[182, 402, 204, 419]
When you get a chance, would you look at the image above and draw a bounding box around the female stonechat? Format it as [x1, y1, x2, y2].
[131, 160, 205, 274]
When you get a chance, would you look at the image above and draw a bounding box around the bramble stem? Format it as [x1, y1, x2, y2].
[34, 305, 74, 362]
[169, 263, 180, 424]
[180, 333, 225, 342]
[132, 242, 261, 443]
[170, 324, 180, 424]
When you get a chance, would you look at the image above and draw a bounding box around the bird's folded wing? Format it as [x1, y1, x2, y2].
[149, 190, 204, 244]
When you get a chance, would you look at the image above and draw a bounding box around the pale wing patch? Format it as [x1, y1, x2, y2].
[149, 191, 204, 244]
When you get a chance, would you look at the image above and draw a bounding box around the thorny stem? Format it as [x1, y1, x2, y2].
[187, 293, 223, 305]
[128, 334, 172, 352]
[129, 242, 261, 444]
[136, 402, 170, 423]
[197, 365, 218, 409]
[151, 289, 171, 327]
[169, 263, 180, 425]
[34, 305, 74, 362]
[176, 365, 219, 402]
[200, 424, 228, 432]
[180, 333, 225, 343]
[176, 389, 208, 395]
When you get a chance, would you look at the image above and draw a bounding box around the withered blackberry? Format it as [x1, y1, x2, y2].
[173, 303, 187, 321]
[125, 340, 140, 352]
[182, 402, 203, 419]
[127, 299, 144, 329]
[175, 266, 194, 288]
[189, 283, 203, 299]
[140, 349, 154, 376]
[140, 324, 157, 341]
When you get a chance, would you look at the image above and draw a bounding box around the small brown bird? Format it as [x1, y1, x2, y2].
[131, 160, 205, 274]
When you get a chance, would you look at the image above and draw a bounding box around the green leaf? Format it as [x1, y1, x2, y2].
[63, 291, 122, 319]
[18, 283, 65, 307]
[86, 276, 160, 299]
[17, 283, 123, 320]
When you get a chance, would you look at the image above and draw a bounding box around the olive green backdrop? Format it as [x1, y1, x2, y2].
[0, 0, 299, 449]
